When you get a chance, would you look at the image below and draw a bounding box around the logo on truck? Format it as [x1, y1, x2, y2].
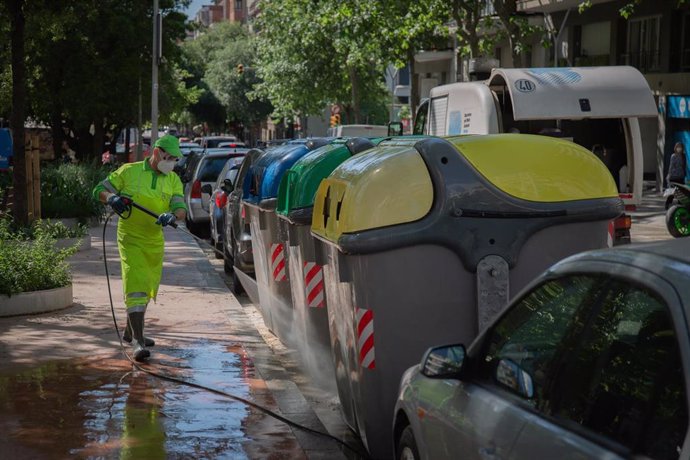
[515, 79, 536, 93]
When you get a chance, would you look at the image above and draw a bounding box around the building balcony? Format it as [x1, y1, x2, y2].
[619, 51, 663, 74]
[517, 0, 616, 14]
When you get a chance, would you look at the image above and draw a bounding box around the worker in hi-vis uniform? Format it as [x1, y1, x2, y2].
[93, 134, 187, 361]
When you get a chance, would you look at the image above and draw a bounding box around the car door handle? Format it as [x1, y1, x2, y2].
[478, 446, 501, 460]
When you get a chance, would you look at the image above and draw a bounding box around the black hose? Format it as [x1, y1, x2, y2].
[102, 213, 366, 457]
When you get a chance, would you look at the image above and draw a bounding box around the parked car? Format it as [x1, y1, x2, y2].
[207, 157, 244, 257]
[175, 149, 204, 181]
[179, 142, 201, 154]
[174, 143, 203, 176]
[184, 149, 248, 236]
[394, 238, 690, 460]
[201, 136, 238, 149]
[217, 141, 246, 149]
[222, 149, 265, 294]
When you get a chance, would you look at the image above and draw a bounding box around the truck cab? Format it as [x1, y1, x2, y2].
[413, 66, 659, 244]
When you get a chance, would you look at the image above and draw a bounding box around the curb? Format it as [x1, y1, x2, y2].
[0, 284, 73, 317]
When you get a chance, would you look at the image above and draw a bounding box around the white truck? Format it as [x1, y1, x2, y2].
[413, 66, 659, 244]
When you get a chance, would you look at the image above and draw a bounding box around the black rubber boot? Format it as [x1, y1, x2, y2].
[128, 311, 151, 362]
[122, 317, 155, 347]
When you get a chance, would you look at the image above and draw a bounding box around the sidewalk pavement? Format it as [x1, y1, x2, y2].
[0, 218, 349, 459]
[629, 189, 672, 243]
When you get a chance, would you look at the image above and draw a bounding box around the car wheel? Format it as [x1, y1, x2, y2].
[231, 269, 245, 296]
[397, 426, 420, 460]
[185, 218, 202, 236]
[214, 239, 224, 259]
[223, 243, 234, 274]
[666, 205, 690, 238]
[231, 244, 245, 296]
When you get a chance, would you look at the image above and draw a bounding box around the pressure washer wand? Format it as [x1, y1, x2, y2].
[120, 198, 220, 254]
[128, 200, 179, 229]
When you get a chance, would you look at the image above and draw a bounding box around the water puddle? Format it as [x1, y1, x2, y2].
[0, 341, 305, 459]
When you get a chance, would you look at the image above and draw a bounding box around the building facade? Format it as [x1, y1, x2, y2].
[517, 0, 690, 187]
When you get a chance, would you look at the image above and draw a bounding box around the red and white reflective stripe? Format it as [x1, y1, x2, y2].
[304, 262, 325, 308]
[607, 221, 615, 248]
[270, 243, 287, 282]
[356, 307, 375, 370]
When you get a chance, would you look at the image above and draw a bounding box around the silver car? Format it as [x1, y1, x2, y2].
[207, 157, 243, 256]
[184, 149, 248, 235]
[394, 238, 690, 460]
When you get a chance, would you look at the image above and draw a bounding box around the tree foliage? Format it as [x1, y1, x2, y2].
[253, 0, 449, 122]
[183, 22, 272, 130]
[0, 0, 191, 159]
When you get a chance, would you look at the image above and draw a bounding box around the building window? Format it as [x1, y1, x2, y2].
[235, 0, 242, 10]
[626, 15, 661, 72]
[681, 13, 690, 70]
[481, 0, 495, 17]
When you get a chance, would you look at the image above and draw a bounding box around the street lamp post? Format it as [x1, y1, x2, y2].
[151, 0, 161, 144]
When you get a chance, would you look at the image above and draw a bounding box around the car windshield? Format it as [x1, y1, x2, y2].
[198, 157, 232, 182]
[206, 138, 236, 148]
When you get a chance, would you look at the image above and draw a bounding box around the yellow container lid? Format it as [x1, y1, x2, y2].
[448, 134, 619, 203]
[311, 145, 433, 242]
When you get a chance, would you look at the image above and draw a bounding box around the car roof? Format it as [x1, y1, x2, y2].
[573, 238, 690, 267]
[203, 149, 249, 157]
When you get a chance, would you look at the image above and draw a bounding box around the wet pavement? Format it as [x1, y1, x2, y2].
[0, 219, 353, 459]
[0, 342, 307, 459]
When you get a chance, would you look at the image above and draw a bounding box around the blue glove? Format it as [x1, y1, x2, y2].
[156, 212, 176, 227]
[107, 194, 128, 214]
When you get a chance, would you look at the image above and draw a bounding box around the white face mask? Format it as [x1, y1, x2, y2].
[158, 159, 176, 175]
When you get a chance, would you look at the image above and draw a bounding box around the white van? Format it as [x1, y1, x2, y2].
[327, 124, 389, 138]
[414, 66, 658, 210]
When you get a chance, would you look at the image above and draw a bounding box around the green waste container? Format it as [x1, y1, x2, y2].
[310, 134, 623, 459]
[275, 137, 381, 387]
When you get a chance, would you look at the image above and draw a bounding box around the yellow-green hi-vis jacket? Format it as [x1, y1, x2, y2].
[93, 159, 187, 311]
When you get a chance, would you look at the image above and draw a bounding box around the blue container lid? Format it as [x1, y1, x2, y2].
[244, 138, 331, 205]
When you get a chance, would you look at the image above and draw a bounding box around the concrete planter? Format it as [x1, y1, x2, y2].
[0, 284, 73, 317]
[55, 236, 91, 251]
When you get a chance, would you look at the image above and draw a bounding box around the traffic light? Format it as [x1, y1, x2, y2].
[236, 63, 244, 75]
[330, 114, 340, 127]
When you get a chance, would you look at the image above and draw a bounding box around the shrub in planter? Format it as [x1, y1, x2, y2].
[0, 217, 78, 297]
[41, 162, 113, 223]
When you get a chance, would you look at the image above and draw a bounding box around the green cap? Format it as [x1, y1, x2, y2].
[154, 134, 183, 158]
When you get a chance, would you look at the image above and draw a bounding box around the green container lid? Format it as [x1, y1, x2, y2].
[276, 137, 384, 224]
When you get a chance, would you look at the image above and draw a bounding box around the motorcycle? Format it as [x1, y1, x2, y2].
[665, 182, 690, 237]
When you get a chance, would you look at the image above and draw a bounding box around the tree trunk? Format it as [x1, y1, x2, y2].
[492, 0, 524, 68]
[7, 0, 27, 224]
[50, 109, 63, 163]
[76, 126, 93, 159]
[93, 121, 106, 161]
[348, 66, 361, 124]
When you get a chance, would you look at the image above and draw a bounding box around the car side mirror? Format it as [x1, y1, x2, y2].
[201, 184, 213, 194]
[222, 178, 234, 193]
[495, 359, 534, 399]
[387, 121, 404, 137]
[421, 344, 466, 379]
